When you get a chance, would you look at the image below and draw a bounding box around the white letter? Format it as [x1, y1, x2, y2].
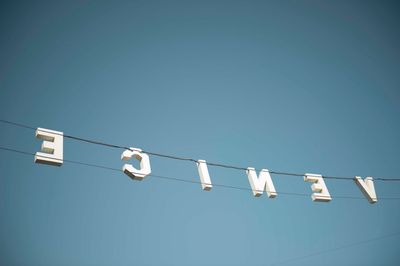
[196, 160, 212, 191]
[354, 176, 377, 204]
[34, 127, 63, 166]
[304, 173, 331, 202]
[246, 167, 277, 198]
[121, 147, 151, 180]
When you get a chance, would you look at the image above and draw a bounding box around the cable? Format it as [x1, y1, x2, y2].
[0, 119, 36, 130]
[64, 134, 130, 150]
[1, 145, 400, 200]
[1, 118, 400, 182]
[268, 231, 400, 266]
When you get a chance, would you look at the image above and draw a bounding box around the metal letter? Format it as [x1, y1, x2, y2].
[304, 173, 331, 202]
[246, 167, 277, 198]
[196, 160, 212, 191]
[354, 176, 377, 204]
[34, 127, 63, 166]
[121, 148, 151, 180]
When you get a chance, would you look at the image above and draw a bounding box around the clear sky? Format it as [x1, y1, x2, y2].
[1, 1, 400, 265]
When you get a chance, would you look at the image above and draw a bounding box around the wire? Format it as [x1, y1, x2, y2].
[64, 134, 131, 150]
[1, 118, 400, 182]
[1, 145, 400, 200]
[0, 119, 36, 130]
[268, 231, 400, 266]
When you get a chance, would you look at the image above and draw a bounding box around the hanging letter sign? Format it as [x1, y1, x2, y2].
[33, 127, 379, 204]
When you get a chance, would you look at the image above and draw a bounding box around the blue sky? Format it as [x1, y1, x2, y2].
[1, 1, 400, 265]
